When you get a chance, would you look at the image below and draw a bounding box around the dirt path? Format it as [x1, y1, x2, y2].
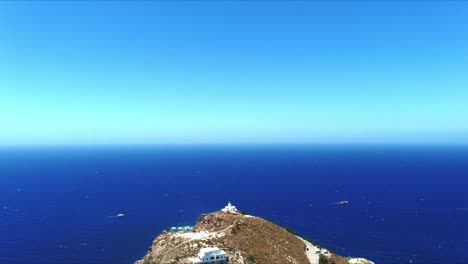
[161, 225, 234, 263]
[298, 237, 319, 264]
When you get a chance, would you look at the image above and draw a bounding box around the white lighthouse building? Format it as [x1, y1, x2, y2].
[221, 202, 237, 213]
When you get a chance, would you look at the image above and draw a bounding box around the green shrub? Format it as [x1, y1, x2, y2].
[247, 253, 256, 263]
[231, 221, 242, 234]
[319, 254, 329, 264]
[231, 227, 238, 234]
[283, 226, 298, 235]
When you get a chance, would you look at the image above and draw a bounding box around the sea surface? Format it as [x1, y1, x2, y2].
[0, 145, 467, 264]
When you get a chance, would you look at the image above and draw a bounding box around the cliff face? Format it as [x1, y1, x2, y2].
[135, 210, 373, 264]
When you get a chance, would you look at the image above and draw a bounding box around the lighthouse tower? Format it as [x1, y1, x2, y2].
[221, 202, 238, 213]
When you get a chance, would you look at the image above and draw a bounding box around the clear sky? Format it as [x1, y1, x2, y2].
[1, 1, 468, 145]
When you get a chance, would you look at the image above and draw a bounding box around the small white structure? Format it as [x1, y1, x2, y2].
[192, 247, 228, 264]
[221, 202, 237, 213]
[170, 225, 192, 232]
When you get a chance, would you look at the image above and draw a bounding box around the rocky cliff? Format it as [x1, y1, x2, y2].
[135, 210, 373, 264]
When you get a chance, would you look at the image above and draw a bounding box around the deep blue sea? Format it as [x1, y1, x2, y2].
[1, 145, 467, 264]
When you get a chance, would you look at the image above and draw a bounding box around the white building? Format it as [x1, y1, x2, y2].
[221, 202, 237, 213]
[192, 247, 228, 264]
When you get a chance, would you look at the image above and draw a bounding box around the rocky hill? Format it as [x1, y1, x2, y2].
[135, 208, 373, 264]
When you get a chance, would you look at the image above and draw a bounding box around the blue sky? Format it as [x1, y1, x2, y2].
[1, 1, 467, 145]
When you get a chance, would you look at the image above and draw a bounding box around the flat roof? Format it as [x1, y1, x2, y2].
[199, 247, 221, 253]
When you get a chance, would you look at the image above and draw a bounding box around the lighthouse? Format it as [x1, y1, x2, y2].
[221, 202, 237, 213]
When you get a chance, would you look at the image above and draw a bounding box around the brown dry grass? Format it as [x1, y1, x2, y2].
[136, 211, 355, 264]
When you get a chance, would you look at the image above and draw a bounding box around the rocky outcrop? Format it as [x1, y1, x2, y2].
[135, 210, 373, 264]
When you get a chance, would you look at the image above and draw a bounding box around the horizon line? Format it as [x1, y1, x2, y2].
[1, 141, 468, 148]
